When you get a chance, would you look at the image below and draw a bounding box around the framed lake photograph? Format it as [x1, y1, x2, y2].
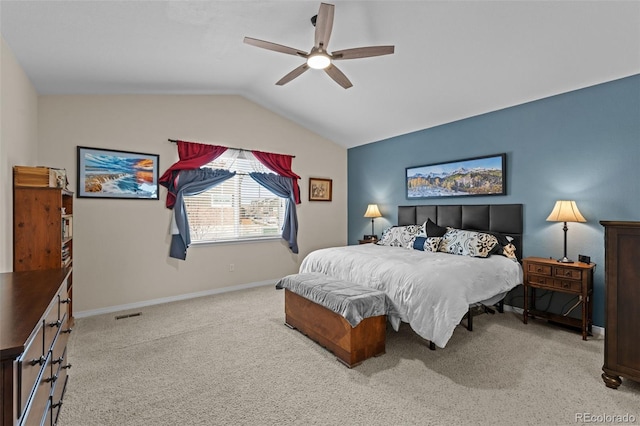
[406, 153, 506, 199]
[77, 146, 160, 199]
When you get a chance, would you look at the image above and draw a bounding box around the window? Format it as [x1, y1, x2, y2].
[184, 151, 286, 243]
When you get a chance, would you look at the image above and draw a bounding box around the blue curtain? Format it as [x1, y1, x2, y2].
[170, 168, 236, 260]
[249, 172, 299, 254]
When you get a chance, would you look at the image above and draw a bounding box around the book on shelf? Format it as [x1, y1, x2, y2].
[62, 217, 73, 240]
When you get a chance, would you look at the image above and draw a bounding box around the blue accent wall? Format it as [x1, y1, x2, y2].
[348, 74, 640, 327]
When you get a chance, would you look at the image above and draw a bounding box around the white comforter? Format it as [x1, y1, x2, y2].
[299, 244, 523, 348]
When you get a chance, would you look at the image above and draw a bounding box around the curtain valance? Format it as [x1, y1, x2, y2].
[161, 140, 300, 206]
[159, 141, 227, 208]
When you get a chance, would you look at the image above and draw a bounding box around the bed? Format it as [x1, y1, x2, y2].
[299, 204, 524, 348]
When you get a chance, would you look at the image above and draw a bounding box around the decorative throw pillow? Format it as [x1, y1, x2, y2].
[412, 236, 442, 252]
[496, 242, 518, 261]
[481, 230, 518, 261]
[377, 224, 422, 248]
[425, 237, 443, 252]
[425, 218, 448, 237]
[412, 236, 427, 250]
[438, 228, 499, 258]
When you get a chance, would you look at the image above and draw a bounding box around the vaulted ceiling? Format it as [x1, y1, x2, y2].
[1, 1, 638, 148]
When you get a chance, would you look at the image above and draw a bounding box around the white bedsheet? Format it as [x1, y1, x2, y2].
[299, 244, 523, 348]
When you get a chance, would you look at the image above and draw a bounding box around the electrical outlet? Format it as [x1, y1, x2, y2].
[229, 263, 235, 272]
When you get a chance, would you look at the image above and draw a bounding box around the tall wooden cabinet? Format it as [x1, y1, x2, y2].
[600, 221, 640, 389]
[13, 184, 74, 320]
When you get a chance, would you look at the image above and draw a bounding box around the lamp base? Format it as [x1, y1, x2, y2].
[557, 257, 574, 263]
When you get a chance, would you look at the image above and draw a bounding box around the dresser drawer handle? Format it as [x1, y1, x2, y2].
[29, 355, 46, 366]
[62, 328, 73, 334]
[60, 298, 71, 304]
[45, 374, 58, 383]
[536, 267, 543, 272]
[565, 271, 572, 277]
[48, 320, 62, 328]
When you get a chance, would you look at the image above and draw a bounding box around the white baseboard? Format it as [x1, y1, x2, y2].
[504, 304, 604, 337]
[74, 279, 278, 318]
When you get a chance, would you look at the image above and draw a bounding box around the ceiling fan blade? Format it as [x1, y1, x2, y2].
[314, 3, 334, 49]
[243, 37, 307, 57]
[324, 64, 352, 89]
[276, 64, 310, 86]
[332, 45, 395, 60]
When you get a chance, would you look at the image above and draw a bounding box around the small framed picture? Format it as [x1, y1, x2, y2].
[309, 177, 332, 201]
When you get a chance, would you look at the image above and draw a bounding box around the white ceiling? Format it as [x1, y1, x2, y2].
[1, 1, 639, 149]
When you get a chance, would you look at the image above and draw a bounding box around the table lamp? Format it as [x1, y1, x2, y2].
[363, 204, 382, 240]
[546, 200, 586, 263]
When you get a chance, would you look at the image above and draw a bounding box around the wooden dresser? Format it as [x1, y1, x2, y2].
[1, 268, 73, 425]
[600, 221, 640, 389]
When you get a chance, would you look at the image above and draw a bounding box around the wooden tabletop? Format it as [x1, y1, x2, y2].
[0, 268, 71, 361]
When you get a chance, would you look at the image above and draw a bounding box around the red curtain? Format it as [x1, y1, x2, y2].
[253, 150, 301, 204]
[159, 141, 227, 208]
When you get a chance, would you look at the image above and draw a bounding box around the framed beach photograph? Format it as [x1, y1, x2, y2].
[309, 177, 332, 201]
[77, 146, 160, 199]
[406, 153, 506, 199]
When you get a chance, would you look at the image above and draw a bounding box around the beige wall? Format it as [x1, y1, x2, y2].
[37, 95, 347, 314]
[0, 36, 39, 273]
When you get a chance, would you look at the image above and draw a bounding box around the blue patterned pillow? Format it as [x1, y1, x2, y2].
[378, 225, 422, 248]
[438, 228, 499, 258]
[412, 236, 442, 252]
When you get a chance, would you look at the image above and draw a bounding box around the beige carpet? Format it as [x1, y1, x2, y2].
[58, 285, 639, 426]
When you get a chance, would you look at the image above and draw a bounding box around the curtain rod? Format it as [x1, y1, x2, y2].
[167, 139, 295, 158]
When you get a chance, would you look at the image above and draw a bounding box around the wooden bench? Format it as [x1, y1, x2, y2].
[276, 273, 388, 368]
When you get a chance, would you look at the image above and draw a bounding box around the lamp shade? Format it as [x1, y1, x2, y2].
[364, 204, 382, 218]
[546, 200, 586, 223]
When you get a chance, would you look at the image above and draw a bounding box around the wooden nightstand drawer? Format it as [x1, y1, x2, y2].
[553, 279, 581, 292]
[554, 267, 582, 280]
[528, 275, 552, 287]
[527, 263, 552, 276]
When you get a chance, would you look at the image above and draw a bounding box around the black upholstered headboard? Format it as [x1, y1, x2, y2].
[398, 204, 524, 260]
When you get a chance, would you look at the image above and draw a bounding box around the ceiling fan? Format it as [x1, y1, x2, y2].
[243, 2, 394, 89]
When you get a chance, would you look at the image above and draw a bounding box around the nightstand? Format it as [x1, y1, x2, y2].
[522, 257, 595, 340]
[358, 238, 377, 244]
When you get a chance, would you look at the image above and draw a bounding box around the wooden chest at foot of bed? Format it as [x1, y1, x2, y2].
[284, 289, 386, 368]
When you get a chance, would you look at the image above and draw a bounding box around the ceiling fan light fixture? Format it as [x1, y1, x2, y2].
[307, 53, 331, 69]
[243, 3, 394, 88]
